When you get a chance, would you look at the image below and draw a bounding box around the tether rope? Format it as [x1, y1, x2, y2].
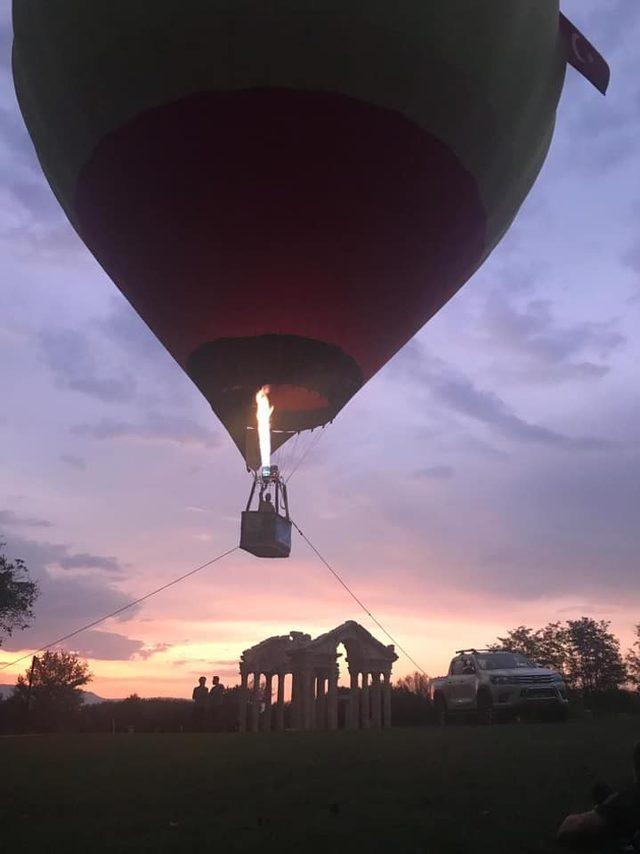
[3, 518, 427, 679]
[291, 520, 428, 676]
[0, 546, 238, 672]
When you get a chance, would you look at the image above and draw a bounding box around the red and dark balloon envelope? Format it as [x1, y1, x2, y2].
[12, 1, 599, 467]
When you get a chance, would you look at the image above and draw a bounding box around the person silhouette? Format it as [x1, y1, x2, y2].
[259, 493, 276, 513]
[191, 676, 208, 731]
[209, 675, 225, 731]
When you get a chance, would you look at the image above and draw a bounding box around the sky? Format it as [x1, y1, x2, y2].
[1, 2, 639, 699]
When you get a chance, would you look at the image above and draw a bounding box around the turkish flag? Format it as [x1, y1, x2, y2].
[560, 13, 610, 95]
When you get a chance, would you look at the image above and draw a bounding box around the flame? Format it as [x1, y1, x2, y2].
[255, 385, 274, 469]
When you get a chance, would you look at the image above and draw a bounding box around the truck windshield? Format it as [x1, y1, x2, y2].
[475, 652, 532, 670]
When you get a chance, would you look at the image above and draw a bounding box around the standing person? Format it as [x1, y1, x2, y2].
[191, 676, 208, 731]
[209, 675, 225, 731]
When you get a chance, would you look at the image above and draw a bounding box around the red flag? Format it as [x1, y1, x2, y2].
[560, 13, 610, 95]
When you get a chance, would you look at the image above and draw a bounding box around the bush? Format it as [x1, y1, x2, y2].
[79, 688, 244, 733]
[390, 687, 431, 726]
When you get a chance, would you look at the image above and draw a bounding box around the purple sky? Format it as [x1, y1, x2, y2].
[1, 2, 639, 697]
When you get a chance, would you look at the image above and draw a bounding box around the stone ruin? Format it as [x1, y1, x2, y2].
[238, 620, 398, 732]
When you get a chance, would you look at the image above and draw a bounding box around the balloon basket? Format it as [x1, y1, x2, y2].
[240, 511, 292, 558]
[240, 466, 292, 558]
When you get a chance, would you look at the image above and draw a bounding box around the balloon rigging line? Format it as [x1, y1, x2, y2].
[291, 520, 428, 676]
[286, 428, 325, 483]
[0, 546, 238, 672]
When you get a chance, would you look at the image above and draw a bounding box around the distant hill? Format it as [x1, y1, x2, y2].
[0, 684, 109, 705]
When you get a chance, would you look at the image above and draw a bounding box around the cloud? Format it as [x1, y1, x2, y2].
[471, 441, 640, 601]
[623, 242, 640, 279]
[94, 299, 199, 408]
[0, 9, 86, 265]
[60, 454, 87, 470]
[97, 298, 166, 360]
[0, 509, 52, 529]
[2, 535, 124, 576]
[434, 373, 608, 449]
[0, 535, 145, 661]
[39, 328, 136, 403]
[72, 413, 220, 448]
[480, 294, 625, 382]
[414, 466, 454, 480]
[0, 122, 82, 265]
[172, 657, 238, 668]
[396, 345, 611, 451]
[57, 553, 122, 574]
[135, 643, 172, 661]
[64, 630, 147, 662]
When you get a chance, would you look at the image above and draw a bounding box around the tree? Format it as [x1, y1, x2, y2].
[491, 623, 569, 673]
[562, 618, 627, 693]
[492, 619, 628, 692]
[490, 625, 542, 661]
[0, 542, 38, 644]
[392, 672, 431, 726]
[626, 624, 640, 690]
[395, 671, 430, 698]
[536, 622, 570, 675]
[13, 649, 92, 731]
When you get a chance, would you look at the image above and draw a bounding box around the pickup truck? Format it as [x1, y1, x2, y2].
[430, 648, 568, 724]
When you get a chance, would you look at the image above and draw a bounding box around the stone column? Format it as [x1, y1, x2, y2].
[316, 675, 326, 730]
[311, 672, 318, 730]
[348, 671, 359, 729]
[302, 668, 314, 730]
[263, 673, 273, 732]
[275, 672, 285, 731]
[360, 672, 370, 729]
[327, 669, 338, 730]
[382, 671, 392, 728]
[250, 671, 260, 732]
[291, 671, 302, 730]
[238, 670, 248, 732]
[371, 672, 382, 729]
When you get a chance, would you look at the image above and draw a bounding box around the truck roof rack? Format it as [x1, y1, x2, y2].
[454, 648, 504, 655]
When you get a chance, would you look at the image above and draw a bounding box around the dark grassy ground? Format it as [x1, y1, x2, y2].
[2, 719, 640, 853]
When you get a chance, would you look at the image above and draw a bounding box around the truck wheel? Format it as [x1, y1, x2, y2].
[477, 690, 493, 725]
[434, 694, 449, 726]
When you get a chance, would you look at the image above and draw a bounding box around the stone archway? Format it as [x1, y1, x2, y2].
[238, 621, 397, 732]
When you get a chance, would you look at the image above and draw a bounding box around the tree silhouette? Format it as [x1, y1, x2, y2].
[564, 618, 627, 693]
[0, 542, 38, 644]
[492, 617, 627, 692]
[13, 649, 92, 731]
[625, 624, 640, 690]
[395, 671, 430, 698]
[490, 625, 543, 661]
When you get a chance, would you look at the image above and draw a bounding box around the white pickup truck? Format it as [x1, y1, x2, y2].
[430, 648, 568, 724]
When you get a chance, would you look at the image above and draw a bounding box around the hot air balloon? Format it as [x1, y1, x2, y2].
[12, 2, 608, 558]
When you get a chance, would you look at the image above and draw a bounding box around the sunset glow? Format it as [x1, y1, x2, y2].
[1, 3, 639, 705]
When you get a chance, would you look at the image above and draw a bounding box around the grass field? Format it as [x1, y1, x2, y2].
[2, 719, 640, 853]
